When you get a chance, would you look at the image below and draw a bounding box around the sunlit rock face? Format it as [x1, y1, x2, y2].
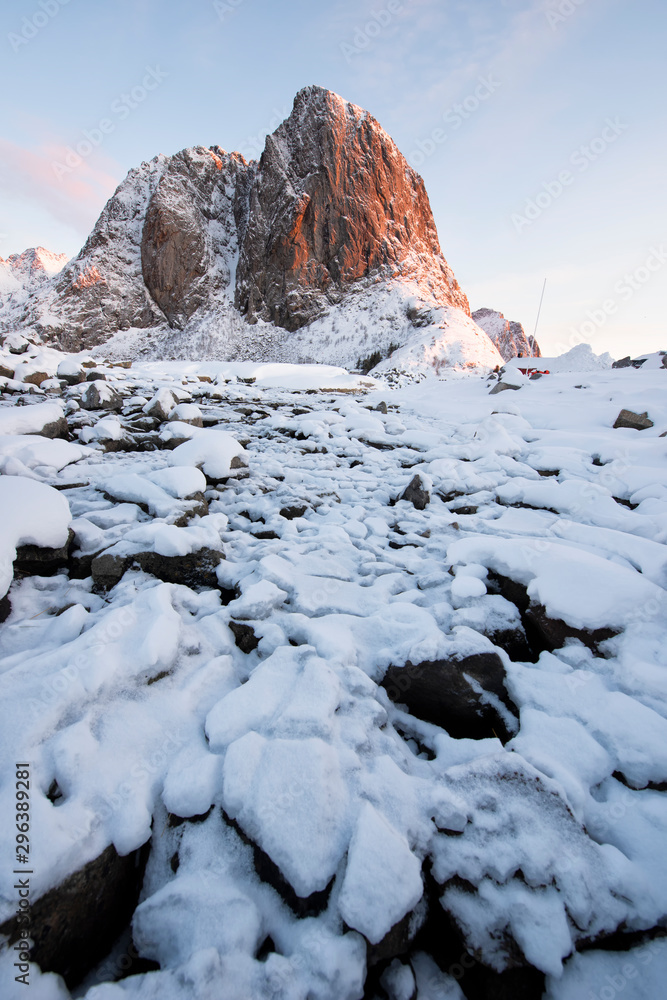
[235, 85, 469, 330]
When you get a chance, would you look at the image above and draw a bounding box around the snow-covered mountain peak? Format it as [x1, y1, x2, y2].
[2, 88, 496, 373]
[6, 246, 69, 282]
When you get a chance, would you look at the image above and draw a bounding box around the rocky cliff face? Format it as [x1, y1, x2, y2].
[235, 86, 468, 331]
[472, 307, 540, 362]
[1, 86, 496, 369]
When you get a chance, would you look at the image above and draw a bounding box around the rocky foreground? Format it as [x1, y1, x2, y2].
[0, 352, 666, 1000]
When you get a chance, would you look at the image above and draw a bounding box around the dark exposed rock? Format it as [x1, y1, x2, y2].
[58, 371, 86, 387]
[167, 806, 213, 827]
[229, 620, 260, 653]
[382, 652, 518, 742]
[279, 503, 308, 520]
[413, 867, 546, 1000]
[488, 572, 619, 657]
[0, 363, 15, 379]
[0, 842, 150, 989]
[487, 626, 533, 663]
[400, 475, 430, 511]
[524, 602, 619, 654]
[366, 903, 426, 968]
[14, 528, 74, 577]
[613, 409, 653, 430]
[3, 333, 30, 354]
[124, 415, 160, 432]
[222, 810, 332, 918]
[141, 156, 211, 329]
[489, 380, 521, 395]
[38, 414, 68, 439]
[612, 356, 632, 369]
[168, 408, 203, 427]
[80, 380, 123, 411]
[91, 546, 223, 590]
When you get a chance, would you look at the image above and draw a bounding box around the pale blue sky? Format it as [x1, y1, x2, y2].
[1, 0, 665, 357]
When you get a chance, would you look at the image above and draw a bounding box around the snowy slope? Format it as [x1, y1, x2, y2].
[0, 261, 22, 299]
[0, 349, 667, 999]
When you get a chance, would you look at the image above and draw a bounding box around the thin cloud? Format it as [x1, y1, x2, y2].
[0, 137, 120, 237]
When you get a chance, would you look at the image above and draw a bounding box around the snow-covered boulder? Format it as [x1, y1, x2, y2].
[99, 470, 208, 522]
[169, 429, 249, 480]
[78, 413, 130, 451]
[0, 477, 71, 598]
[91, 517, 226, 589]
[0, 435, 90, 475]
[80, 380, 123, 411]
[56, 357, 86, 385]
[0, 401, 66, 438]
[338, 802, 423, 945]
[143, 387, 180, 422]
[168, 402, 203, 427]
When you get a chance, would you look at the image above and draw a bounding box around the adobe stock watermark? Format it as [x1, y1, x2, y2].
[340, 0, 405, 64]
[586, 936, 667, 1000]
[545, 0, 589, 30]
[8, 0, 72, 53]
[213, 0, 249, 24]
[409, 76, 501, 168]
[555, 245, 667, 353]
[512, 117, 628, 234]
[238, 105, 290, 161]
[52, 66, 168, 180]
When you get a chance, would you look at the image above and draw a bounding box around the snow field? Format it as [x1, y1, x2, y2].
[0, 361, 666, 998]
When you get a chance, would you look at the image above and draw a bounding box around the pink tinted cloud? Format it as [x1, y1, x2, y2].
[0, 137, 121, 237]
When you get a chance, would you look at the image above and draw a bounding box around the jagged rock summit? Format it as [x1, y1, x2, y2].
[472, 307, 541, 362]
[1, 86, 503, 371]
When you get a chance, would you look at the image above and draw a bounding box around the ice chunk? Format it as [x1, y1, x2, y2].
[133, 871, 263, 969]
[206, 645, 341, 747]
[338, 801, 423, 944]
[222, 732, 351, 897]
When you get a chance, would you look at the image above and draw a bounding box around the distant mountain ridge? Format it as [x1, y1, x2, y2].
[0, 247, 69, 301]
[0, 87, 508, 372]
